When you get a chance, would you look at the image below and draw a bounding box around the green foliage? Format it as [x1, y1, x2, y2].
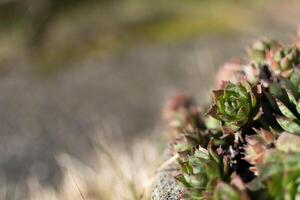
[208, 81, 261, 134]
[167, 35, 300, 200]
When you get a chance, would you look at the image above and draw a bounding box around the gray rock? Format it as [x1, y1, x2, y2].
[151, 146, 182, 200]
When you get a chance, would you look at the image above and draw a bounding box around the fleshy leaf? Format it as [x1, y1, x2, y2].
[276, 116, 300, 134]
[277, 132, 300, 153]
[275, 99, 297, 119]
[213, 182, 247, 200]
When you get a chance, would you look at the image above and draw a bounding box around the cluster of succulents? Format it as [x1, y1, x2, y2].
[163, 37, 300, 200]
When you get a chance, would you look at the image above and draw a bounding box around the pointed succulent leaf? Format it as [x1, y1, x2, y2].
[289, 70, 300, 99]
[277, 132, 300, 153]
[205, 116, 222, 129]
[194, 146, 210, 160]
[285, 88, 298, 106]
[175, 173, 193, 188]
[276, 98, 297, 119]
[290, 69, 300, 86]
[270, 82, 286, 100]
[244, 140, 266, 170]
[208, 139, 220, 164]
[276, 116, 300, 134]
[222, 155, 230, 177]
[207, 105, 221, 120]
[253, 128, 277, 144]
[281, 70, 300, 100]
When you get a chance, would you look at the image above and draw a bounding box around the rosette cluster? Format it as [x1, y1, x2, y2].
[161, 34, 300, 200]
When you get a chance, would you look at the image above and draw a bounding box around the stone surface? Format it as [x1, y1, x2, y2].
[151, 146, 182, 200]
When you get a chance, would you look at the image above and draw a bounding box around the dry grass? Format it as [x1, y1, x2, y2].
[0, 136, 164, 200]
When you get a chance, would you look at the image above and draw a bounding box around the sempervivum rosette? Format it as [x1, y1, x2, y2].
[207, 81, 261, 134]
[152, 33, 300, 200]
[248, 39, 281, 66]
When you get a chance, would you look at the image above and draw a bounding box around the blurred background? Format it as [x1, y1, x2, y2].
[0, 0, 300, 199]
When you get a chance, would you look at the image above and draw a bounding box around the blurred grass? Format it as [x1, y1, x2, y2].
[0, 0, 292, 73]
[21, 136, 163, 200]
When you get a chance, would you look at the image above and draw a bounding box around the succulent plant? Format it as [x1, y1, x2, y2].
[248, 39, 281, 66]
[243, 128, 277, 175]
[155, 34, 300, 200]
[269, 46, 300, 76]
[267, 70, 300, 134]
[207, 81, 261, 134]
[248, 40, 300, 82]
[175, 145, 226, 200]
[256, 132, 300, 200]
